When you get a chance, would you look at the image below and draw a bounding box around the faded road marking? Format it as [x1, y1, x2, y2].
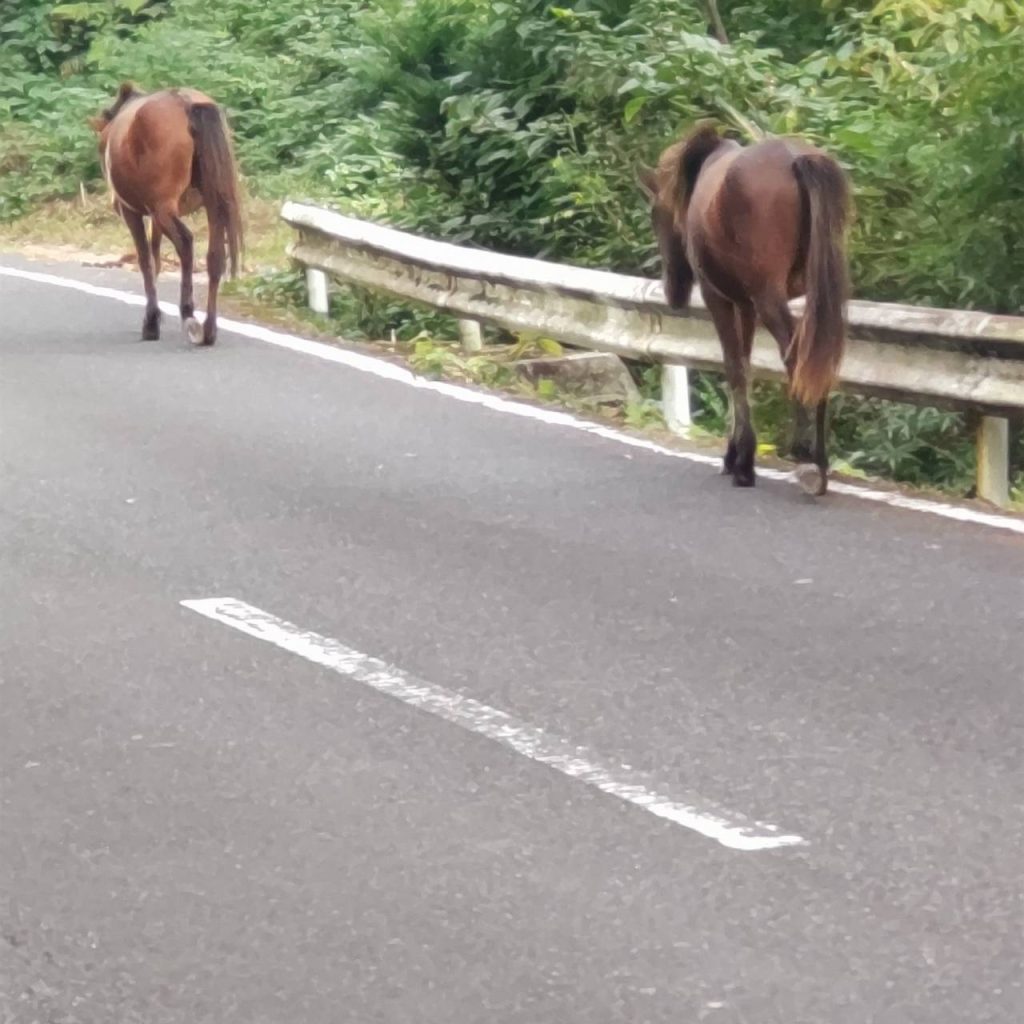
[182, 597, 806, 852]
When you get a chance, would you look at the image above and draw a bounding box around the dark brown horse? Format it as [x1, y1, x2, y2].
[90, 83, 243, 346]
[639, 124, 850, 494]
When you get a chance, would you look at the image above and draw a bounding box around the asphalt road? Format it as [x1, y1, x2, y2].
[2, 256, 1022, 1023]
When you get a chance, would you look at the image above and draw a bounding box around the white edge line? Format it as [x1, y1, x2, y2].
[181, 596, 806, 853]
[3, 263, 1022, 537]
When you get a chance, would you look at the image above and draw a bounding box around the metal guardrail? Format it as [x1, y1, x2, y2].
[281, 201, 1023, 507]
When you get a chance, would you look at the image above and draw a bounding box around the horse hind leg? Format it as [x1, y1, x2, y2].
[707, 291, 757, 487]
[809, 399, 830, 496]
[122, 207, 160, 340]
[150, 222, 163, 280]
[200, 207, 227, 346]
[153, 207, 201, 345]
[789, 402, 831, 497]
[733, 300, 757, 486]
[788, 403, 814, 463]
[757, 293, 827, 495]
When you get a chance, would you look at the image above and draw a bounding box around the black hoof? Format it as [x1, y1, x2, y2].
[733, 470, 756, 488]
[142, 310, 161, 340]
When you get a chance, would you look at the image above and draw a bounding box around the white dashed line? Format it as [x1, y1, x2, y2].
[182, 596, 806, 852]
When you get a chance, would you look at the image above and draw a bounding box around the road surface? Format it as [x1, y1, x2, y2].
[2, 256, 1022, 1023]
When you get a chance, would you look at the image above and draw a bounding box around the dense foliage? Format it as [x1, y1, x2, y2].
[1, 0, 1021, 495]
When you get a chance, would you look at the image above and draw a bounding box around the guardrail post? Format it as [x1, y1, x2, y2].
[306, 267, 329, 315]
[976, 415, 1010, 507]
[458, 319, 483, 353]
[662, 364, 692, 435]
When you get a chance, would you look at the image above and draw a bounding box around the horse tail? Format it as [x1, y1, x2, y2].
[789, 152, 850, 406]
[188, 101, 243, 278]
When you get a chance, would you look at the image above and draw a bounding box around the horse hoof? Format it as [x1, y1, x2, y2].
[795, 464, 827, 496]
[183, 317, 204, 346]
[732, 471, 756, 488]
[142, 311, 161, 340]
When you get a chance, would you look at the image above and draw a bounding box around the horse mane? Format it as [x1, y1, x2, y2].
[663, 122, 726, 213]
[94, 81, 144, 129]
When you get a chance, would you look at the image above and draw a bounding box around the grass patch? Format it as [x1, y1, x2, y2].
[0, 190, 293, 275]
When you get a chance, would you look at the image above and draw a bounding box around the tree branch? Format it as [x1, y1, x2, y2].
[704, 0, 730, 45]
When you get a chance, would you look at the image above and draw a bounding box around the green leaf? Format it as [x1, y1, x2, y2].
[623, 95, 647, 123]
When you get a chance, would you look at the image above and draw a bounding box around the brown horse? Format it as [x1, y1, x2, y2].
[90, 83, 243, 346]
[639, 124, 850, 494]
